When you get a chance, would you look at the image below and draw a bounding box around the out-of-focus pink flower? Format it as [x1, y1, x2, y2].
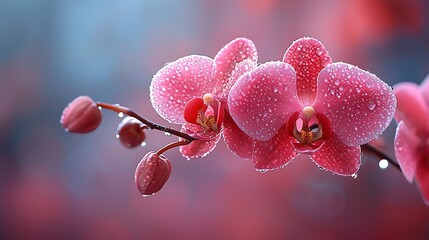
[60, 96, 102, 133]
[394, 76, 429, 205]
[228, 37, 396, 176]
[150, 38, 257, 158]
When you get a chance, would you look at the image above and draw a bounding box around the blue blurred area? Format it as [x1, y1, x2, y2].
[1, 0, 429, 239]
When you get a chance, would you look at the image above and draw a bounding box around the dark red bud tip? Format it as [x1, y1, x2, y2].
[60, 96, 102, 133]
[117, 116, 147, 148]
[135, 151, 172, 196]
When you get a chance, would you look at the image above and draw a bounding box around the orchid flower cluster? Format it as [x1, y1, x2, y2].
[61, 37, 428, 205]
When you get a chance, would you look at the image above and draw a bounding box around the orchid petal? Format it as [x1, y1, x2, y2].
[420, 74, 429, 106]
[394, 121, 420, 183]
[313, 62, 396, 146]
[179, 128, 221, 159]
[228, 61, 302, 141]
[221, 59, 257, 100]
[283, 37, 332, 105]
[393, 82, 429, 134]
[150, 55, 215, 124]
[416, 159, 429, 206]
[310, 135, 361, 176]
[222, 112, 254, 159]
[213, 38, 257, 95]
[253, 124, 298, 171]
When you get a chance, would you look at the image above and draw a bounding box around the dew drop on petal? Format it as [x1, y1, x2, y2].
[118, 112, 124, 118]
[334, 79, 340, 86]
[367, 101, 376, 111]
[351, 173, 358, 179]
[141, 142, 147, 147]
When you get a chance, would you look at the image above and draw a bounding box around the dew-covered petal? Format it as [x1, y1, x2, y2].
[228, 61, 302, 141]
[393, 82, 429, 134]
[213, 38, 258, 95]
[150, 55, 215, 124]
[394, 121, 420, 183]
[222, 112, 254, 159]
[420, 74, 429, 106]
[221, 59, 257, 100]
[253, 124, 298, 171]
[313, 62, 396, 146]
[283, 37, 332, 105]
[179, 134, 221, 159]
[416, 158, 429, 206]
[310, 135, 361, 176]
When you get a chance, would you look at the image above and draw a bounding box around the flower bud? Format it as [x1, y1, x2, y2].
[135, 151, 172, 196]
[60, 96, 102, 133]
[116, 117, 147, 148]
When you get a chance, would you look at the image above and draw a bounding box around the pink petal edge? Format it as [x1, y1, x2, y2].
[150, 55, 215, 124]
[283, 37, 332, 105]
[228, 61, 302, 141]
[213, 38, 258, 95]
[252, 124, 298, 171]
[393, 82, 429, 134]
[313, 62, 396, 146]
[180, 133, 221, 159]
[310, 134, 361, 176]
[394, 121, 420, 183]
[222, 112, 254, 159]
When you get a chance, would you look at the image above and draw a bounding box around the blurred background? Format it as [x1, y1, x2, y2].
[1, 0, 429, 239]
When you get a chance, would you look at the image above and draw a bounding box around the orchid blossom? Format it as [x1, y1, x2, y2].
[394, 75, 429, 205]
[150, 38, 258, 158]
[228, 37, 396, 176]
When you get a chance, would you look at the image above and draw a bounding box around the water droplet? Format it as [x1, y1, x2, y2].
[334, 80, 340, 86]
[367, 101, 376, 111]
[118, 112, 124, 118]
[355, 87, 361, 93]
[379, 159, 389, 169]
[354, 126, 358, 131]
[351, 173, 358, 179]
[339, 86, 344, 91]
[115, 134, 120, 139]
[184, 66, 189, 71]
[330, 89, 335, 95]
[141, 142, 147, 147]
[164, 132, 172, 136]
[258, 169, 267, 173]
[273, 87, 278, 93]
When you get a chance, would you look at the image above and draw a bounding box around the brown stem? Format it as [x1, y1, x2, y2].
[96, 102, 197, 142]
[362, 143, 401, 171]
[156, 140, 190, 155]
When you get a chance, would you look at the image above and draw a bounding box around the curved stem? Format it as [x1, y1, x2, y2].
[157, 140, 190, 155]
[362, 143, 401, 172]
[96, 102, 197, 142]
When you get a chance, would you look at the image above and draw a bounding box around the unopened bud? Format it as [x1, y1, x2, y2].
[60, 96, 102, 133]
[135, 151, 172, 196]
[116, 117, 147, 148]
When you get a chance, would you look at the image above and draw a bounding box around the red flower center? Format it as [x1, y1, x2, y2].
[183, 93, 225, 131]
[287, 106, 332, 153]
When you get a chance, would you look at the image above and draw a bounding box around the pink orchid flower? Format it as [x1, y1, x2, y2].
[228, 37, 396, 176]
[394, 75, 429, 205]
[150, 38, 258, 158]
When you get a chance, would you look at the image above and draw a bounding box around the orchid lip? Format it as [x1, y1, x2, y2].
[183, 94, 225, 132]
